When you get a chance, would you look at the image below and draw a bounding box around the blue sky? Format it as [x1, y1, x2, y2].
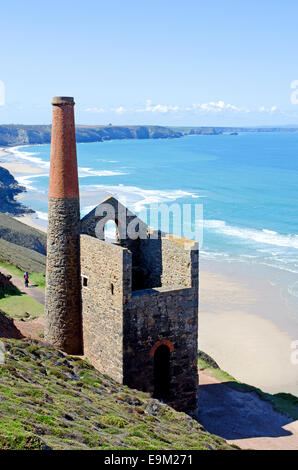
[1, 0, 298, 125]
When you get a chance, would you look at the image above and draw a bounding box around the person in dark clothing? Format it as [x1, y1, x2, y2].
[24, 272, 29, 288]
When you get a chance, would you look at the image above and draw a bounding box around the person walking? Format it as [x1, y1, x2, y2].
[24, 272, 29, 288]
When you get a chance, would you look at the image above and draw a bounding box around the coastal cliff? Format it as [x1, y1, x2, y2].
[0, 125, 182, 147]
[0, 166, 32, 215]
[1, 124, 297, 147]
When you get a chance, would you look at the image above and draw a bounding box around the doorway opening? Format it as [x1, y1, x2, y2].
[153, 344, 170, 401]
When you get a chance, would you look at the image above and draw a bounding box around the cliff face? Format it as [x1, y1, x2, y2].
[1, 124, 297, 147]
[0, 125, 182, 147]
[0, 167, 33, 215]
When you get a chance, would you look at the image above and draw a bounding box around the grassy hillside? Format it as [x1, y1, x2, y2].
[0, 339, 236, 450]
[0, 273, 44, 321]
[0, 213, 46, 256]
[0, 240, 46, 274]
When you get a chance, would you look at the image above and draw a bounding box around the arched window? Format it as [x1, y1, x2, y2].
[153, 344, 170, 401]
[104, 220, 118, 243]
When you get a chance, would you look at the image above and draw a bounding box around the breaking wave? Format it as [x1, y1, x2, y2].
[204, 219, 298, 250]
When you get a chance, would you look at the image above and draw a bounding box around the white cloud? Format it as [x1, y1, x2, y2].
[137, 99, 180, 113]
[84, 100, 281, 118]
[259, 105, 279, 113]
[188, 101, 248, 113]
[85, 107, 105, 113]
[113, 106, 127, 115]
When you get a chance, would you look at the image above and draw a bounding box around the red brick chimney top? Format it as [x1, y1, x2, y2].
[49, 96, 79, 199]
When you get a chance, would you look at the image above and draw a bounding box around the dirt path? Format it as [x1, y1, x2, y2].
[198, 371, 298, 450]
[0, 267, 45, 305]
[14, 317, 44, 341]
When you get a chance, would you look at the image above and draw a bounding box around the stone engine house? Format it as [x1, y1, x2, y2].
[45, 97, 199, 412]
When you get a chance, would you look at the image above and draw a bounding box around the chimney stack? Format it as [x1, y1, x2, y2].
[44, 97, 82, 354]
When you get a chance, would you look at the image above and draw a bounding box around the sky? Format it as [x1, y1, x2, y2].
[1, 0, 298, 126]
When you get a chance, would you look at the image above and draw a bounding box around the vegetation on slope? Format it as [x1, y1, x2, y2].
[0, 275, 44, 321]
[0, 213, 46, 256]
[0, 241, 46, 274]
[0, 339, 236, 450]
[0, 293, 43, 321]
[0, 261, 45, 287]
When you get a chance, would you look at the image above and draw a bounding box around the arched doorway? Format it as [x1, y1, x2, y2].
[153, 344, 170, 401]
[104, 220, 118, 243]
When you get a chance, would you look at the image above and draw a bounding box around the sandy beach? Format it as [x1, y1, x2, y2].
[199, 258, 298, 396]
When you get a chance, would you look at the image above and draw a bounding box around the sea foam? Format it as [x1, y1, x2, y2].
[204, 219, 298, 250]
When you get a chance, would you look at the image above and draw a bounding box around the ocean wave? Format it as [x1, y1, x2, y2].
[9, 146, 50, 170]
[204, 219, 298, 249]
[78, 167, 127, 177]
[35, 211, 48, 221]
[80, 184, 200, 213]
[16, 173, 49, 191]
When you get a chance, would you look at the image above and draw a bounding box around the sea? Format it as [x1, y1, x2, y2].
[8, 132, 298, 300]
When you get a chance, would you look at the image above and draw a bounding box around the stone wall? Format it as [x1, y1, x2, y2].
[80, 234, 131, 383]
[123, 283, 199, 412]
[80, 199, 199, 412]
[160, 236, 197, 289]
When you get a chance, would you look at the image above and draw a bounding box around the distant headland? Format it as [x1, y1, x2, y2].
[0, 124, 297, 147]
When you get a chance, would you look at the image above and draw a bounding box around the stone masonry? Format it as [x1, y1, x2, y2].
[45, 96, 199, 413]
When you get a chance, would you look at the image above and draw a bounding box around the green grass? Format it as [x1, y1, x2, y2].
[0, 239, 46, 275]
[0, 293, 44, 320]
[0, 261, 45, 290]
[0, 339, 236, 450]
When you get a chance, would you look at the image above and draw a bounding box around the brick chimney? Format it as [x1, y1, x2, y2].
[44, 97, 82, 354]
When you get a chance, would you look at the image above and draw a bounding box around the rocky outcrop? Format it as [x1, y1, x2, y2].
[0, 166, 32, 215]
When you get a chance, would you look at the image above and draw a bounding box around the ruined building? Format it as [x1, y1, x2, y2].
[44, 97, 199, 412]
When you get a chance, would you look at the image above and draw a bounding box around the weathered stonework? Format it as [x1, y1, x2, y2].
[80, 234, 131, 383]
[80, 197, 199, 412]
[44, 197, 82, 354]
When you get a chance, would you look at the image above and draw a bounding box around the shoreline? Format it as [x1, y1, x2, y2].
[0, 146, 48, 231]
[1, 144, 298, 396]
[199, 257, 298, 396]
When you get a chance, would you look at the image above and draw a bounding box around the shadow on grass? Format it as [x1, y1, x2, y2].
[0, 285, 22, 300]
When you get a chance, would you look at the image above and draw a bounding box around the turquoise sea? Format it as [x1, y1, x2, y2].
[10, 132, 298, 295]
